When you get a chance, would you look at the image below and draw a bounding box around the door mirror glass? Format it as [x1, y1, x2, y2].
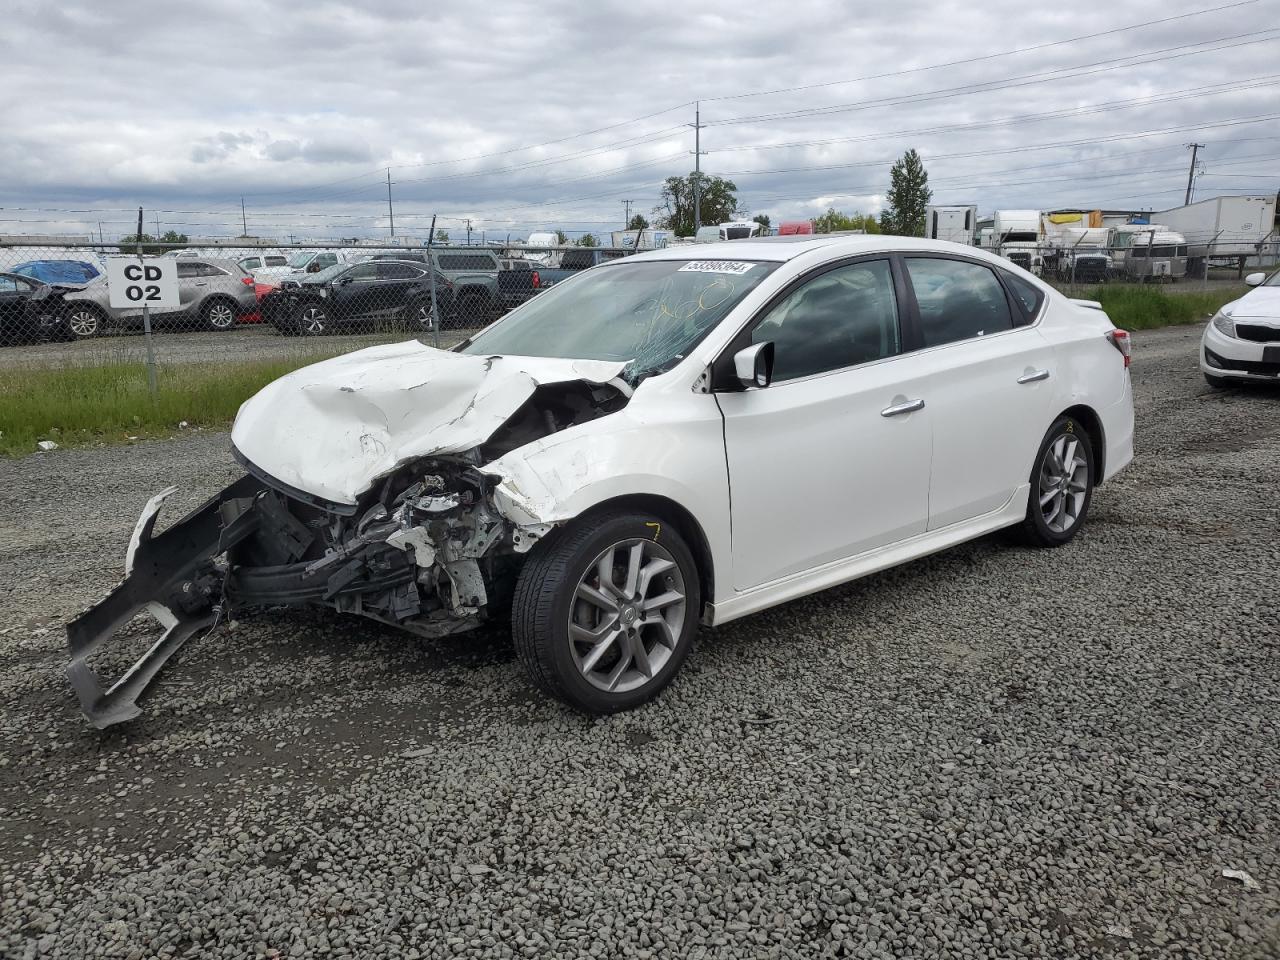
[1245, 272, 1265, 287]
[734, 342, 774, 389]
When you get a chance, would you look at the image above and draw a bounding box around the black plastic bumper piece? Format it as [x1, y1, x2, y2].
[65, 475, 265, 729]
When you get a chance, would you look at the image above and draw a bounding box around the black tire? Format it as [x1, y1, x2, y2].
[401, 296, 435, 331]
[1204, 372, 1231, 389]
[64, 303, 106, 340]
[1018, 415, 1095, 548]
[511, 509, 701, 714]
[292, 302, 329, 336]
[202, 297, 238, 332]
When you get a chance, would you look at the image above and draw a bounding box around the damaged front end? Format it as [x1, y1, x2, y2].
[66, 344, 632, 728]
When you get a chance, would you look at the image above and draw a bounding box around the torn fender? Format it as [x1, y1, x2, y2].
[231, 341, 628, 507]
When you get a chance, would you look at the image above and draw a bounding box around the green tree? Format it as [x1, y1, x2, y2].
[117, 230, 188, 254]
[654, 172, 739, 237]
[751, 213, 772, 235]
[432, 230, 450, 245]
[555, 230, 570, 245]
[812, 208, 881, 234]
[627, 213, 649, 231]
[881, 149, 932, 236]
[578, 233, 598, 247]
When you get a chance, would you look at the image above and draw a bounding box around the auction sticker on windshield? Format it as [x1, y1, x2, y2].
[678, 260, 757, 275]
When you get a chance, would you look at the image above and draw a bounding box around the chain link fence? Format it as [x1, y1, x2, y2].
[0, 240, 637, 369]
[1, 235, 1275, 369]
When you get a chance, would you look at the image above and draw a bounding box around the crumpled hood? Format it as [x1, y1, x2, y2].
[1224, 286, 1280, 319]
[231, 340, 627, 505]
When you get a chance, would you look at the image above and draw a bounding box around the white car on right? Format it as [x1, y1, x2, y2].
[1202, 269, 1280, 387]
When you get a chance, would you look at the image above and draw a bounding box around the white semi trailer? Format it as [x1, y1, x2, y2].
[924, 205, 978, 245]
[1156, 195, 1278, 275]
[993, 210, 1042, 274]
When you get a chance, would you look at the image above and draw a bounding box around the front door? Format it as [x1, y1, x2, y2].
[716, 258, 932, 591]
[331, 262, 380, 321]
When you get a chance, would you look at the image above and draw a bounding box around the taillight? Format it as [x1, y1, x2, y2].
[241, 276, 255, 286]
[1107, 329, 1131, 367]
[532, 271, 540, 289]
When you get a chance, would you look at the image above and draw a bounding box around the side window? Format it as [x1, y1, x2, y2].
[905, 258, 1013, 348]
[1001, 270, 1044, 324]
[345, 263, 379, 281]
[0, 277, 18, 293]
[377, 262, 418, 280]
[198, 263, 226, 277]
[176, 262, 199, 279]
[751, 259, 900, 381]
[265, 256, 288, 267]
[240, 257, 260, 270]
[314, 254, 338, 269]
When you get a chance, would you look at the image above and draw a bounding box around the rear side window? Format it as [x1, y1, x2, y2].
[240, 257, 261, 269]
[905, 258, 1013, 347]
[176, 262, 199, 279]
[378, 262, 421, 280]
[752, 259, 900, 381]
[1002, 270, 1045, 323]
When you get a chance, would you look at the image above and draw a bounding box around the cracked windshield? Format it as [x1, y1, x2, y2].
[459, 259, 778, 380]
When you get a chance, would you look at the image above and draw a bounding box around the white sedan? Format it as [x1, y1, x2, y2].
[1202, 269, 1280, 386]
[67, 236, 1134, 726]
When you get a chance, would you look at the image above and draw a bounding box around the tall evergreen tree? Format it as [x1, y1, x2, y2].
[882, 149, 932, 237]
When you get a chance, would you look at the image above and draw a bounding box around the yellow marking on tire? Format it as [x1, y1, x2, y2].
[644, 522, 661, 542]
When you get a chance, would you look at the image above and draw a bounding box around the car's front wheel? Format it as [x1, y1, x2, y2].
[65, 304, 106, 340]
[1019, 416, 1095, 547]
[294, 303, 329, 336]
[512, 510, 700, 713]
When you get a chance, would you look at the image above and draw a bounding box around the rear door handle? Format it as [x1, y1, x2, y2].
[194, 281, 208, 287]
[1017, 368, 1050, 384]
[881, 398, 925, 417]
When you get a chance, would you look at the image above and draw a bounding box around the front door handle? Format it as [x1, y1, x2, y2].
[194, 281, 208, 287]
[881, 398, 925, 417]
[1017, 368, 1050, 384]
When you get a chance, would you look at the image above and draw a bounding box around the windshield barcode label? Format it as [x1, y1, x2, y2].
[678, 260, 756, 275]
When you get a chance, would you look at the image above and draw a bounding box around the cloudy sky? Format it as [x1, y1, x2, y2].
[2, 0, 1277, 242]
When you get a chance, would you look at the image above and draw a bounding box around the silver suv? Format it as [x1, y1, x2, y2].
[60, 258, 258, 338]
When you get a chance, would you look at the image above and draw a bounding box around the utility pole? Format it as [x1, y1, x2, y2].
[97, 221, 104, 244]
[154, 216, 161, 238]
[386, 168, 395, 237]
[692, 102, 703, 234]
[240, 196, 248, 236]
[1185, 143, 1204, 205]
[623, 199, 633, 229]
[465, 219, 473, 245]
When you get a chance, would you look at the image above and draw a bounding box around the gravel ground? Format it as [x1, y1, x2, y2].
[0, 324, 477, 370]
[1, 323, 1277, 959]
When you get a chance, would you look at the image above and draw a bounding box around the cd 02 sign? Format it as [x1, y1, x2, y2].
[106, 257, 180, 310]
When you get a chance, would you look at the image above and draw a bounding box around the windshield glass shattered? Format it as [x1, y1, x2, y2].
[458, 259, 776, 381]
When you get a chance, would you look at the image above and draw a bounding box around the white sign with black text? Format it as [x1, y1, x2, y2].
[105, 257, 180, 311]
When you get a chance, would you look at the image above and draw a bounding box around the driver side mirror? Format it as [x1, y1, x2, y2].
[733, 341, 775, 389]
[338, 276, 352, 286]
[1245, 272, 1265, 287]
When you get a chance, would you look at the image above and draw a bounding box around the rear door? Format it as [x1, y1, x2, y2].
[899, 255, 1059, 530]
[716, 257, 933, 590]
[375, 262, 420, 313]
[331, 262, 380, 321]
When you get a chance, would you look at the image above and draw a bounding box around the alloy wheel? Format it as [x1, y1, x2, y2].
[568, 538, 687, 693]
[299, 306, 327, 335]
[67, 310, 100, 338]
[1038, 434, 1089, 534]
[207, 302, 236, 329]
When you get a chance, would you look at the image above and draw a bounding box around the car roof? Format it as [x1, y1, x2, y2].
[628, 235, 998, 264]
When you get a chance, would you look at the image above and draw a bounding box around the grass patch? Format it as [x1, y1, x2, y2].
[0, 355, 339, 458]
[1067, 284, 1248, 330]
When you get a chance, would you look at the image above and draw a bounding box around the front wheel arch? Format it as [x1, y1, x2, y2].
[558, 494, 715, 617]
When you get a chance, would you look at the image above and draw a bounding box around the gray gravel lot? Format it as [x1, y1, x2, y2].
[1, 323, 1278, 959]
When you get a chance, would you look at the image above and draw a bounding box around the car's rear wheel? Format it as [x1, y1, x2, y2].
[294, 303, 329, 336]
[202, 298, 238, 332]
[65, 304, 105, 340]
[402, 296, 435, 331]
[512, 510, 700, 714]
[1019, 416, 1095, 547]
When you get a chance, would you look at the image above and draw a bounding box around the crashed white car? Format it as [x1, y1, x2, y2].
[67, 236, 1134, 726]
[1201, 269, 1280, 386]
